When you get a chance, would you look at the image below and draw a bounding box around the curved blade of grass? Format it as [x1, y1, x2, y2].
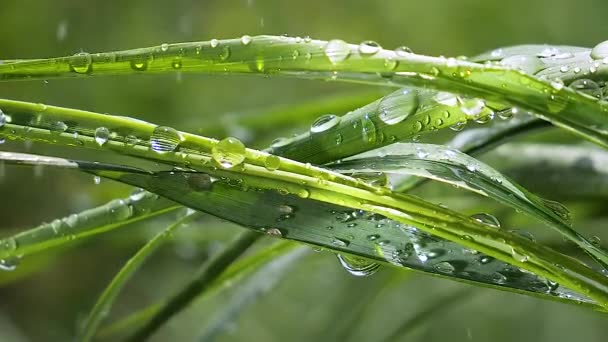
[0, 156, 180, 260]
[126, 231, 262, 341]
[1, 36, 607, 151]
[77, 211, 201, 342]
[329, 142, 608, 268]
[97, 240, 301, 339]
[197, 248, 308, 341]
[2, 102, 608, 309]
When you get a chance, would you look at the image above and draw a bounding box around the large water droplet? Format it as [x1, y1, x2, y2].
[212, 137, 246, 169]
[264, 155, 281, 171]
[569, 79, 602, 99]
[310, 114, 340, 133]
[150, 126, 183, 153]
[591, 40, 608, 60]
[361, 115, 377, 144]
[500, 55, 545, 74]
[108, 199, 133, 220]
[358, 41, 381, 56]
[378, 89, 420, 125]
[324, 39, 351, 64]
[69, 52, 92, 74]
[336, 254, 380, 277]
[471, 213, 500, 228]
[94, 127, 110, 146]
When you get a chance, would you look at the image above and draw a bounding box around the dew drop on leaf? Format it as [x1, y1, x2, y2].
[331, 237, 350, 247]
[470, 213, 501, 228]
[460, 98, 485, 117]
[500, 55, 545, 74]
[433, 261, 456, 274]
[94, 127, 110, 146]
[0, 237, 17, 253]
[160, 43, 169, 52]
[187, 173, 214, 191]
[569, 79, 602, 99]
[241, 35, 253, 45]
[358, 40, 381, 56]
[394, 46, 413, 56]
[591, 40, 608, 60]
[378, 89, 420, 125]
[324, 39, 351, 64]
[336, 254, 380, 277]
[310, 114, 340, 133]
[69, 52, 92, 74]
[212, 137, 246, 169]
[264, 155, 281, 171]
[50, 121, 68, 134]
[150, 126, 183, 153]
[360, 115, 377, 144]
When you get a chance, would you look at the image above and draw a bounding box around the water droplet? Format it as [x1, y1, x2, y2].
[384, 57, 398, 70]
[569, 79, 602, 99]
[324, 39, 351, 64]
[537, 47, 559, 58]
[331, 237, 350, 247]
[433, 261, 456, 274]
[591, 235, 602, 247]
[93, 175, 101, 185]
[150, 126, 183, 153]
[129, 188, 146, 201]
[336, 254, 380, 277]
[187, 173, 214, 191]
[160, 43, 169, 52]
[69, 52, 92, 74]
[266, 228, 283, 237]
[479, 255, 493, 264]
[591, 40, 608, 60]
[94, 127, 110, 146]
[541, 198, 571, 223]
[335, 133, 343, 145]
[264, 155, 281, 171]
[434, 92, 459, 107]
[395, 46, 413, 56]
[171, 60, 182, 69]
[130, 60, 148, 71]
[212, 137, 246, 169]
[367, 234, 380, 241]
[449, 120, 466, 131]
[124, 135, 139, 146]
[559, 65, 569, 73]
[0, 257, 19, 271]
[109, 199, 133, 220]
[471, 213, 500, 228]
[210, 39, 219, 48]
[358, 41, 381, 56]
[378, 89, 420, 125]
[500, 55, 545, 74]
[0, 237, 17, 253]
[310, 114, 340, 133]
[361, 115, 377, 144]
[241, 35, 253, 45]
[492, 272, 508, 284]
[460, 98, 485, 117]
[511, 247, 528, 262]
[50, 121, 68, 134]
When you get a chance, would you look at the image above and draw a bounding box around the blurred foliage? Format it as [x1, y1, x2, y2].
[1, 0, 608, 341]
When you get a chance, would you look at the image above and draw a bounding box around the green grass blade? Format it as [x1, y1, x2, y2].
[330, 142, 608, 268]
[126, 231, 262, 341]
[77, 211, 200, 342]
[2, 100, 608, 309]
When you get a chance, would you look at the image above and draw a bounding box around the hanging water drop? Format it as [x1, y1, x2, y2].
[471, 213, 500, 228]
[69, 52, 92, 74]
[150, 126, 183, 153]
[336, 254, 380, 277]
[310, 114, 340, 133]
[358, 41, 381, 56]
[378, 89, 420, 125]
[212, 137, 246, 169]
[94, 127, 110, 146]
[324, 39, 351, 64]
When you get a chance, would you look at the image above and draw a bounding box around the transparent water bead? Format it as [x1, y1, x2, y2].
[150, 126, 183, 153]
[69, 52, 92, 74]
[94, 127, 110, 146]
[310, 114, 340, 133]
[212, 137, 246, 169]
[50, 121, 68, 134]
[470, 213, 500, 228]
[358, 40, 381, 56]
[240, 35, 253, 45]
[336, 254, 380, 276]
[324, 39, 351, 64]
[360, 115, 377, 144]
[264, 155, 281, 171]
[569, 79, 602, 99]
[433, 261, 456, 274]
[500, 55, 545, 74]
[591, 40, 608, 60]
[378, 89, 420, 125]
[460, 98, 485, 117]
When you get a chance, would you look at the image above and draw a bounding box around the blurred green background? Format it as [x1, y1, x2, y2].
[1, 0, 607, 341]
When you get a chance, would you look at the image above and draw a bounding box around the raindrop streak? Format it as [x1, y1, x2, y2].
[150, 126, 183, 153]
[324, 39, 351, 64]
[591, 40, 608, 60]
[310, 114, 340, 133]
[378, 89, 420, 125]
[212, 137, 246, 169]
[69, 52, 92, 74]
[94, 127, 110, 146]
[336, 254, 380, 277]
[358, 41, 381, 56]
[471, 213, 501, 228]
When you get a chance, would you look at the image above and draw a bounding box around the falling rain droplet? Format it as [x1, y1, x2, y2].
[471, 213, 501, 228]
[358, 41, 381, 56]
[378, 89, 420, 125]
[94, 127, 110, 146]
[324, 39, 351, 64]
[69, 52, 92, 74]
[150, 126, 183, 153]
[336, 254, 380, 277]
[590, 40, 608, 60]
[310, 114, 340, 133]
[212, 137, 246, 169]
